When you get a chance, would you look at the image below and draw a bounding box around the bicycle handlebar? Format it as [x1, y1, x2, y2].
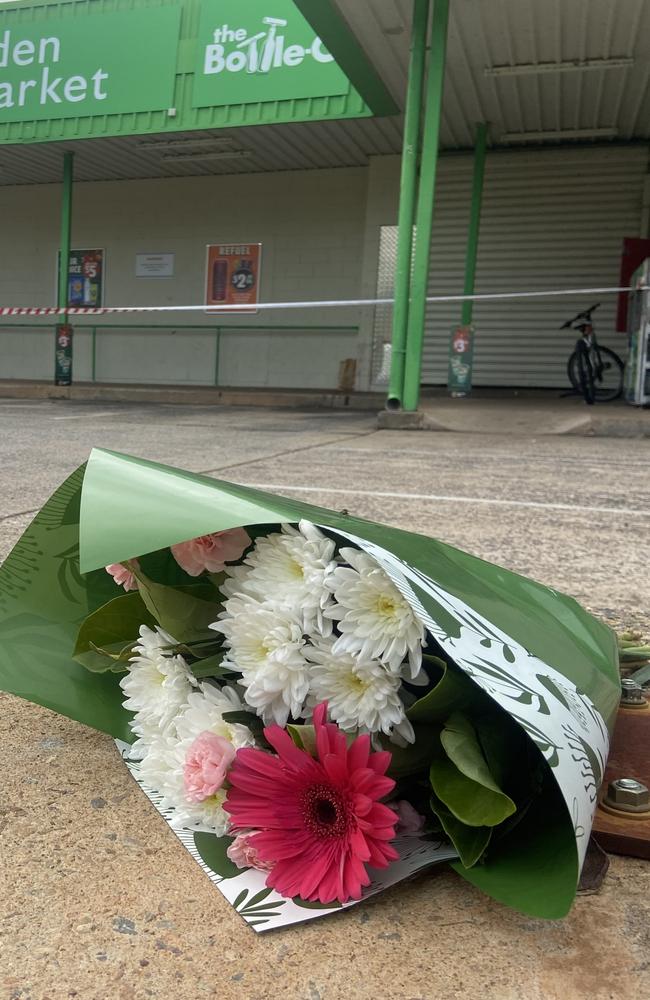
[559, 302, 601, 330]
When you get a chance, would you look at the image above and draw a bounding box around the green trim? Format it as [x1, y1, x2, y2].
[461, 123, 488, 327]
[402, 0, 450, 413]
[57, 152, 73, 312]
[293, 0, 398, 116]
[388, 0, 430, 407]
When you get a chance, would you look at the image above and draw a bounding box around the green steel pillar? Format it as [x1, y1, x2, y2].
[461, 123, 488, 327]
[387, 0, 430, 408]
[57, 152, 74, 312]
[55, 152, 74, 386]
[401, 0, 450, 412]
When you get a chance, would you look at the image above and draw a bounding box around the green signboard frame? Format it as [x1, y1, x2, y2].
[0, 0, 396, 146]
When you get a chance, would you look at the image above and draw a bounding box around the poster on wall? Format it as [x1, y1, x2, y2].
[57, 248, 105, 307]
[205, 243, 262, 314]
[135, 252, 175, 278]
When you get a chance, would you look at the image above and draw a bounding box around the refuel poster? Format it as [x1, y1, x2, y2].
[205, 243, 262, 314]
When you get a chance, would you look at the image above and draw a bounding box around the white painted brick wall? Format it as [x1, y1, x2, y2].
[0, 167, 369, 388]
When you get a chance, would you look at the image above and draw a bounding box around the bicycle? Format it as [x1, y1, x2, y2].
[561, 303, 624, 404]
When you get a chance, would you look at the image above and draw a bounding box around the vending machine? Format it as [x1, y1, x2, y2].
[624, 260, 650, 406]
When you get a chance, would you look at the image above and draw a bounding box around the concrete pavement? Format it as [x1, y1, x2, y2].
[1, 382, 648, 437]
[1, 399, 649, 1000]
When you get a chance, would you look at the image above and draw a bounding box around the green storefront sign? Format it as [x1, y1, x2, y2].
[193, 0, 349, 108]
[0, 0, 394, 145]
[0, 8, 180, 123]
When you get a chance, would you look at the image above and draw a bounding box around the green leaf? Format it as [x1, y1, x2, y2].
[133, 568, 221, 643]
[429, 713, 516, 827]
[385, 724, 442, 779]
[222, 710, 264, 732]
[241, 888, 273, 911]
[287, 724, 317, 757]
[73, 648, 126, 674]
[187, 652, 234, 679]
[73, 591, 157, 673]
[407, 660, 483, 725]
[89, 639, 136, 662]
[73, 639, 138, 675]
[430, 795, 491, 868]
[193, 833, 241, 879]
[452, 768, 580, 920]
[474, 710, 538, 804]
[233, 889, 248, 910]
[619, 646, 650, 662]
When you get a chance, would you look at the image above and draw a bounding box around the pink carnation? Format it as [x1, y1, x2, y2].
[227, 831, 275, 873]
[105, 561, 139, 592]
[224, 702, 399, 905]
[183, 732, 236, 803]
[171, 528, 250, 577]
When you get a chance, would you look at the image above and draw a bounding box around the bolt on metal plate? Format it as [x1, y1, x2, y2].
[603, 777, 650, 815]
[620, 678, 647, 707]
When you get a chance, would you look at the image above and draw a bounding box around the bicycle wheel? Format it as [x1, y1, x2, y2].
[568, 346, 623, 402]
[591, 346, 624, 401]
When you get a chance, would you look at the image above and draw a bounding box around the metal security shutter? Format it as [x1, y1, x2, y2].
[422, 145, 648, 386]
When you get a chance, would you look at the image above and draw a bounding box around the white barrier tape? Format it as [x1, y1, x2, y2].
[0, 286, 647, 317]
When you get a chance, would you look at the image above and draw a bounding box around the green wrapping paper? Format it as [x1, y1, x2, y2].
[0, 449, 620, 922]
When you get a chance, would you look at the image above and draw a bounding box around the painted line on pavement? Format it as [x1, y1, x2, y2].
[238, 483, 649, 518]
[52, 410, 131, 421]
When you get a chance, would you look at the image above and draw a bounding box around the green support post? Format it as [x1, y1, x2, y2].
[461, 123, 488, 327]
[57, 152, 74, 313]
[55, 152, 74, 385]
[401, 0, 450, 412]
[387, 0, 430, 409]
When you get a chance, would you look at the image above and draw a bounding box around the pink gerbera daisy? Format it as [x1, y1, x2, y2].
[224, 702, 399, 905]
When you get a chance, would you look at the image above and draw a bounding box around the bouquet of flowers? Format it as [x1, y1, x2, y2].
[0, 449, 621, 931]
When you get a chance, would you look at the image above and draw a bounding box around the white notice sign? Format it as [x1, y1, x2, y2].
[136, 253, 175, 278]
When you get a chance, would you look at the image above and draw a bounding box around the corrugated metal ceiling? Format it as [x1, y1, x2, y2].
[1, 0, 649, 185]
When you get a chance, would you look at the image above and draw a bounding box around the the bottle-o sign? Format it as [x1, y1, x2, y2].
[204, 18, 334, 77]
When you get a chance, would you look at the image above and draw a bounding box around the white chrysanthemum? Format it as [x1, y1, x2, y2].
[175, 681, 253, 748]
[138, 683, 254, 834]
[324, 548, 425, 679]
[221, 520, 337, 636]
[120, 625, 196, 757]
[305, 639, 415, 745]
[211, 599, 310, 726]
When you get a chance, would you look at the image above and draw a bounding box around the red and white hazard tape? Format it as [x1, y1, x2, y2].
[0, 286, 646, 317]
[0, 307, 111, 316]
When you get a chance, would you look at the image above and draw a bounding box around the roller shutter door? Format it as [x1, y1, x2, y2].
[422, 145, 648, 386]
